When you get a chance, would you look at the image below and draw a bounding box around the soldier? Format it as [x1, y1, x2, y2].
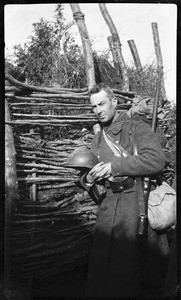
[79, 83, 169, 297]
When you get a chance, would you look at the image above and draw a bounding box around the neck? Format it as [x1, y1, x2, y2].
[102, 111, 119, 128]
[112, 110, 119, 123]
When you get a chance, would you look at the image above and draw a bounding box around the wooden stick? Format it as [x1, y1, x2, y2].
[16, 162, 66, 169]
[5, 74, 88, 93]
[5, 99, 19, 293]
[5, 86, 23, 92]
[107, 36, 119, 69]
[10, 102, 91, 108]
[17, 176, 79, 182]
[15, 146, 71, 156]
[127, 39, 142, 71]
[70, 4, 96, 90]
[16, 154, 69, 161]
[28, 93, 89, 99]
[17, 169, 75, 174]
[7, 95, 90, 103]
[34, 182, 76, 189]
[5, 100, 19, 213]
[99, 3, 129, 91]
[17, 159, 67, 167]
[6, 120, 96, 126]
[13, 113, 95, 119]
[29, 129, 37, 202]
[115, 95, 134, 102]
[151, 22, 167, 102]
[5, 93, 15, 98]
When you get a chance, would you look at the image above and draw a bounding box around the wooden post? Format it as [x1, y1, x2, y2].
[5, 99, 19, 295]
[151, 22, 167, 104]
[107, 35, 122, 89]
[99, 3, 129, 91]
[127, 39, 142, 71]
[5, 99, 19, 213]
[30, 129, 38, 202]
[70, 3, 96, 90]
[107, 36, 119, 68]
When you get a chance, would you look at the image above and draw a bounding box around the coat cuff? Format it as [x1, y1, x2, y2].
[80, 173, 94, 191]
[111, 158, 124, 177]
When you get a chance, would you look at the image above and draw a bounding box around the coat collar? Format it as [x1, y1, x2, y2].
[103, 111, 130, 135]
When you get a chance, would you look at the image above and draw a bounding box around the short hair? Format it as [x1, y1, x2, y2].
[89, 83, 115, 101]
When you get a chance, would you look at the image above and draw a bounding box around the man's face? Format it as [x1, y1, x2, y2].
[90, 90, 117, 124]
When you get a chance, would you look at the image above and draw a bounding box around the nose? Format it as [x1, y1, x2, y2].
[96, 106, 102, 115]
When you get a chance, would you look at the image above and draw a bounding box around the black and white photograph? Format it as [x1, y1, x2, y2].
[3, 2, 178, 299]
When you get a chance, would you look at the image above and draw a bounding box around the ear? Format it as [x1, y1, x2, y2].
[112, 97, 118, 108]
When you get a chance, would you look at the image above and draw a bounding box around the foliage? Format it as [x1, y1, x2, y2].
[93, 50, 122, 88]
[127, 62, 158, 96]
[6, 4, 86, 88]
[160, 102, 176, 188]
[165, 103, 176, 165]
[5, 59, 25, 82]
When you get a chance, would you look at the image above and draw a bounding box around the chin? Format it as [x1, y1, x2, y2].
[98, 114, 114, 125]
[100, 119, 108, 124]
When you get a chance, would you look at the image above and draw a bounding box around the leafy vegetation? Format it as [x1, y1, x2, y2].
[128, 62, 158, 96]
[5, 4, 86, 88]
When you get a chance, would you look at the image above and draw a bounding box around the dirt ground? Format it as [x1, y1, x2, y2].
[1, 229, 178, 299]
[31, 230, 178, 298]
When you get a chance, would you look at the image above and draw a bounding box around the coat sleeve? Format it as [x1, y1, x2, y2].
[79, 132, 101, 190]
[111, 121, 165, 177]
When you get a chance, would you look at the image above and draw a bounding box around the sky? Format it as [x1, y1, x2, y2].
[4, 3, 177, 102]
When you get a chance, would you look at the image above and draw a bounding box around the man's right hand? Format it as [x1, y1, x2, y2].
[86, 161, 106, 184]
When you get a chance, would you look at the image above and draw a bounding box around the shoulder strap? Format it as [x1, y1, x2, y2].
[132, 124, 148, 236]
[102, 129, 129, 157]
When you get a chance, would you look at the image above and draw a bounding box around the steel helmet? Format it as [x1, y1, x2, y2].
[67, 147, 99, 170]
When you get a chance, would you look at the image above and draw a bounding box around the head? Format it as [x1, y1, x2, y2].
[89, 83, 118, 125]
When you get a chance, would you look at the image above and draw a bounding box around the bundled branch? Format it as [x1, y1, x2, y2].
[5, 74, 135, 97]
[10, 188, 98, 278]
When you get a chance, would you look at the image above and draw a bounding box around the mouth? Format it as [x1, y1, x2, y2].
[99, 114, 106, 120]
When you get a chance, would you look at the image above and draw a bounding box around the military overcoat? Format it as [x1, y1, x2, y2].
[82, 112, 169, 297]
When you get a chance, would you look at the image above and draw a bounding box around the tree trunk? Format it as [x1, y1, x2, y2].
[127, 39, 142, 71]
[107, 36, 122, 89]
[70, 3, 96, 90]
[151, 22, 167, 103]
[99, 3, 129, 91]
[107, 36, 118, 68]
[5, 99, 19, 297]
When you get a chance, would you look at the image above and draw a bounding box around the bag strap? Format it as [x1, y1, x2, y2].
[102, 129, 129, 157]
[131, 126, 148, 236]
[103, 126, 148, 236]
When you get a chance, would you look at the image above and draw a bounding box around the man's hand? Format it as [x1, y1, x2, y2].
[86, 162, 112, 184]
